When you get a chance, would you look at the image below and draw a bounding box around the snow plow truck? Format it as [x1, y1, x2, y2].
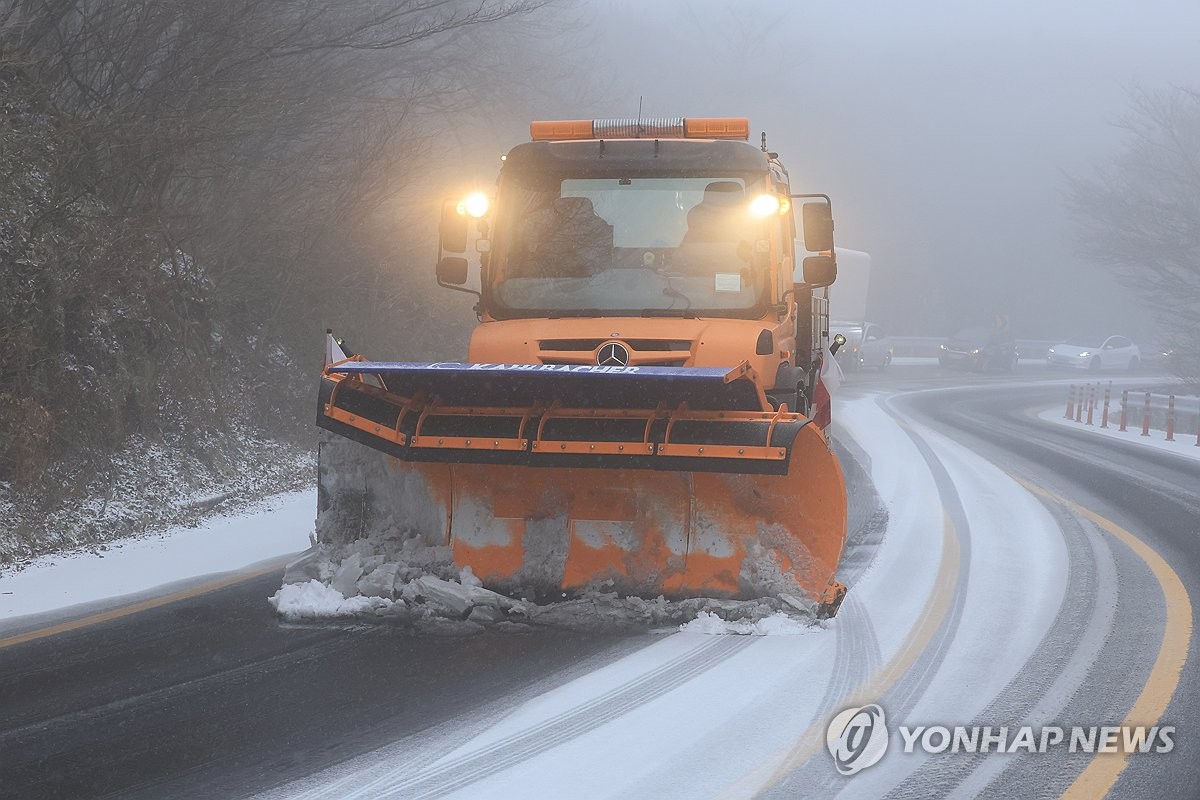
[316, 117, 849, 616]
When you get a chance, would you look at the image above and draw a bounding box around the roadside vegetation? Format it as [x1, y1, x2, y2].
[0, 0, 564, 560]
[1069, 87, 1200, 383]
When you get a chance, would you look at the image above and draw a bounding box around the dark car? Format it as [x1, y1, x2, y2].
[938, 326, 1017, 372]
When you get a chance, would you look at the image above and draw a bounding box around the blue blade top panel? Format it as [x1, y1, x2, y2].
[328, 362, 766, 412]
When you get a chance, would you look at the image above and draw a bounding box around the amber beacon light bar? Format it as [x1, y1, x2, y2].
[529, 117, 750, 141]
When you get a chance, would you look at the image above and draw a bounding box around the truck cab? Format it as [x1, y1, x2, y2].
[437, 117, 836, 415]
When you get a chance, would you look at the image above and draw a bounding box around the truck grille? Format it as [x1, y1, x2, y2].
[537, 338, 693, 366]
[538, 339, 692, 352]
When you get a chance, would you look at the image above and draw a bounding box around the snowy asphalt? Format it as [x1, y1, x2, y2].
[886, 378, 1200, 799]
[1, 367, 1197, 799]
[0, 574, 652, 799]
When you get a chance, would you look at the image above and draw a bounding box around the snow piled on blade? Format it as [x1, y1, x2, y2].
[270, 579, 390, 621]
[269, 534, 819, 635]
[679, 610, 812, 636]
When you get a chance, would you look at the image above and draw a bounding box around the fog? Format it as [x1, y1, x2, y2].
[484, 0, 1200, 342]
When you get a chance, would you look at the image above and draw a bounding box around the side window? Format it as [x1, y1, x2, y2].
[1113, 336, 1130, 348]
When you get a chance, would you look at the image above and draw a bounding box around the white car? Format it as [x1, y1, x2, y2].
[831, 321, 893, 371]
[1047, 335, 1140, 371]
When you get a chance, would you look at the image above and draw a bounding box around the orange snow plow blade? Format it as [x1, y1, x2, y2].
[316, 357, 848, 613]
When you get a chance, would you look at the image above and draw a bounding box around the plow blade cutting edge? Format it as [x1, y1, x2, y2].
[316, 354, 848, 613]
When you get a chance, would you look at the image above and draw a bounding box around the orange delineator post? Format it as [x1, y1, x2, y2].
[1100, 382, 1111, 429]
[1065, 385, 1076, 419]
[1166, 394, 1176, 441]
[1075, 389, 1084, 422]
[1141, 392, 1152, 436]
[1086, 384, 1096, 426]
[1119, 389, 1129, 432]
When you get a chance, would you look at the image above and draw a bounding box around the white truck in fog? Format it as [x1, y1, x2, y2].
[825, 248, 891, 370]
[830, 247, 871, 324]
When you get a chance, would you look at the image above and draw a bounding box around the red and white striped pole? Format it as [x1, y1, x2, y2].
[1166, 394, 1176, 442]
[1086, 384, 1096, 425]
[1119, 389, 1129, 432]
[1065, 385, 1076, 420]
[1141, 392, 1152, 437]
[1101, 382, 1112, 429]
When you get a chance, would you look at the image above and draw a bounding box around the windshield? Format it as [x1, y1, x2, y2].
[1063, 340, 1101, 348]
[491, 175, 769, 316]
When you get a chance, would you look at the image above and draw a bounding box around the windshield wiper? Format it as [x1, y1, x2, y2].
[641, 308, 698, 318]
[546, 309, 607, 319]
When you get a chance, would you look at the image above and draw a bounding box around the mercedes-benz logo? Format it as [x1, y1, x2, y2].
[597, 341, 630, 367]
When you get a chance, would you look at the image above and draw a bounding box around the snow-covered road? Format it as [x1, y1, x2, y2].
[256, 389, 1082, 800]
[2, 374, 1195, 800]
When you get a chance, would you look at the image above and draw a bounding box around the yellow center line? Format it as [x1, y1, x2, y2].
[718, 510, 961, 799]
[1015, 478, 1193, 799]
[0, 559, 292, 651]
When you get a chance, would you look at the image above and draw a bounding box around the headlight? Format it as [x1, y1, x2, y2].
[1079, 351, 1091, 358]
[939, 343, 947, 350]
[971, 348, 982, 355]
[457, 191, 490, 219]
[748, 193, 781, 217]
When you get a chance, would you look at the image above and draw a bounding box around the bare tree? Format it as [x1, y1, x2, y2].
[0, 0, 562, 494]
[1068, 86, 1200, 379]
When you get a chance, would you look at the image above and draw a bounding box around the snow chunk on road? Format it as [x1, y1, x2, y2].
[409, 575, 473, 616]
[356, 563, 400, 599]
[329, 552, 364, 598]
[680, 610, 812, 636]
[269, 579, 392, 621]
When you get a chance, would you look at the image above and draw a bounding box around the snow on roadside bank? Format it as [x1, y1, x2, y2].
[0, 490, 313, 622]
[1, 431, 312, 566]
[1037, 407, 1200, 463]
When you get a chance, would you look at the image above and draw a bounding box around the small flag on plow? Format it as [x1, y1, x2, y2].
[812, 337, 843, 429]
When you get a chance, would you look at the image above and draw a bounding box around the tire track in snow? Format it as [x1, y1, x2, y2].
[764, 398, 976, 798]
[816, 437, 888, 723]
[881, 490, 1115, 798]
[860, 385, 1174, 799]
[335, 635, 754, 799]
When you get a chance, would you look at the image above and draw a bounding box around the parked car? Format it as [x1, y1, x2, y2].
[830, 321, 893, 371]
[938, 326, 1017, 372]
[1046, 335, 1140, 371]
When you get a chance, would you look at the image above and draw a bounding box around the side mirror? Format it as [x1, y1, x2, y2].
[440, 201, 468, 253]
[802, 202, 834, 252]
[436, 256, 468, 285]
[802, 254, 837, 287]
